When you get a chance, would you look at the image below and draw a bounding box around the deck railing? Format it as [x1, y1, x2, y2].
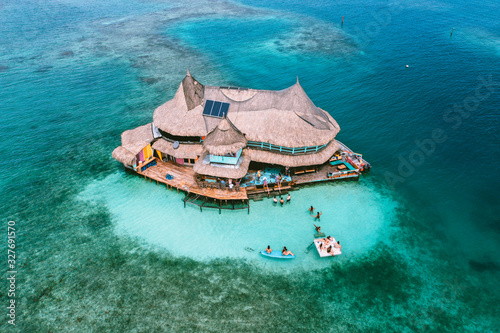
[246, 141, 329, 155]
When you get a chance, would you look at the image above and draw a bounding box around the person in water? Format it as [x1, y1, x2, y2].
[312, 211, 323, 220]
[314, 224, 321, 233]
[282, 246, 294, 256]
[265, 245, 272, 254]
[273, 196, 278, 205]
[308, 205, 315, 213]
[279, 197, 284, 206]
[286, 193, 291, 203]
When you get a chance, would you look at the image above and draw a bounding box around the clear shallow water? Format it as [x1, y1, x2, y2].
[78, 173, 397, 269]
[1, 0, 499, 331]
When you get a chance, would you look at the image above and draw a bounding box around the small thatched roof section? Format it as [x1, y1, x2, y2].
[183, 70, 204, 110]
[112, 146, 136, 166]
[112, 123, 154, 166]
[153, 73, 207, 137]
[193, 153, 251, 179]
[152, 139, 203, 159]
[121, 123, 154, 154]
[202, 117, 247, 155]
[244, 140, 339, 167]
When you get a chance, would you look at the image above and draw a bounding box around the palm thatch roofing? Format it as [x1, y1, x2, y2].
[112, 123, 153, 165]
[193, 152, 251, 179]
[152, 139, 203, 159]
[112, 146, 136, 166]
[153, 73, 340, 148]
[202, 117, 247, 155]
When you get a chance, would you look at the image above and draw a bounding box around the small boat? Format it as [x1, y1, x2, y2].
[260, 250, 296, 259]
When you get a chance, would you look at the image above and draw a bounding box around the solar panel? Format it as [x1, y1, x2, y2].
[202, 100, 230, 118]
[220, 103, 229, 117]
[212, 101, 222, 116]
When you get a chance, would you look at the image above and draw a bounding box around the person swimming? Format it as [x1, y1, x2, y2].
[286, 193, 291, 203]
[312, 211, 322, 220]
[265, 245, 272, 254]
[279, 197, 284, 206]
[308, 205, 315, 213]
[282, 246, 294, 256]
[273, 196, 278, 204]
[314, 224, 321, 233]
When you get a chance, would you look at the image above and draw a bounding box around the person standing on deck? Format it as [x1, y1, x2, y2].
[257, 170, 261, 182]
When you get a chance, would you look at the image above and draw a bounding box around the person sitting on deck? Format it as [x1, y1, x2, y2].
[309, 206, 315, 213]
[314, 224, 321, 233]
[334, 240, 341, 250]
[326, 245, 335, 256]
[265, 245, 272, 254]
[312, 211, 323, 220]
[286, 193, 291, 203]
[318, 242, 324, 251]
[282, 247, 294, 256]
[273, 196, 278, 205]
[279, 197, 285, 206]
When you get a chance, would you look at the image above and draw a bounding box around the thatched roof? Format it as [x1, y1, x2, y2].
[183, 70, 204, 110]
[202, 117, 247, 155]
[152, 139, 203, 159]
[244, 140, 339, 167]
[112, 123, 153, 166]
[153, 73, 207, 137]
[153, 74, 340, 147]
[193, 153, 251, 179]
[112, 146, 136, 165]
[121, 123, 154, 154]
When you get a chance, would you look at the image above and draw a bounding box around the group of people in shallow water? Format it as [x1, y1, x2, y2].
[273, 193, 291, 206]
[265, 245, 294, 256]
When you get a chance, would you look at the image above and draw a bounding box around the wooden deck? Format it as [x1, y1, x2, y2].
[138, 160, 248, 201]
[292, 163, 359, 185]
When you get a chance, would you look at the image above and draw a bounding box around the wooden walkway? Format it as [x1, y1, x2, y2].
[138, 160, 248, 201]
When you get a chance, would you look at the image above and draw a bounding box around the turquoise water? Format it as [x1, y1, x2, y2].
[1, 0, 499, 331]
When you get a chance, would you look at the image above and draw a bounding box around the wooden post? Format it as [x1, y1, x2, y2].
[247, 200, 250, 214]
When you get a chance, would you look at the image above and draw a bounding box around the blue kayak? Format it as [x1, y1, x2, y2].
[260, 250, 296, 259]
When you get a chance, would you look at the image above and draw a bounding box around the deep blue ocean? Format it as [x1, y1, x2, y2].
[1, 0, 499, 331]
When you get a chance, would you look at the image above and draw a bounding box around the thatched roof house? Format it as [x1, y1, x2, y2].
[202, 116, 247, 156]
[113, 71, 342, 178]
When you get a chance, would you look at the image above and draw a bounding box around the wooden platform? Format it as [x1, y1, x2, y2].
[138, 160, 248, 201]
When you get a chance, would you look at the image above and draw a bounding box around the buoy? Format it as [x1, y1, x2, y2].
[406, 65, 409, 68]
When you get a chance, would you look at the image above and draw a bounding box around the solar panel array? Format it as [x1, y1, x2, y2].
[202, 100, 230, 118]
